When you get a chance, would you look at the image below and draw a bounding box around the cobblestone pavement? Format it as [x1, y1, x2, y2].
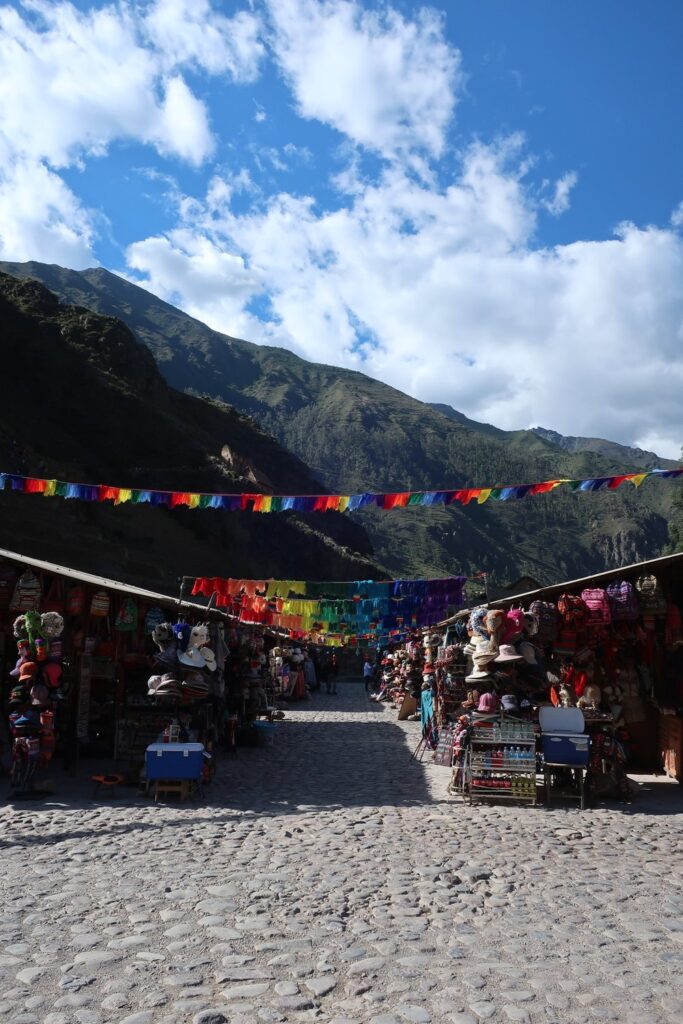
[1, 681, 683, 1024]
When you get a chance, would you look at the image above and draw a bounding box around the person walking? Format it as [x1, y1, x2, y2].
[363, 657, 375, 693]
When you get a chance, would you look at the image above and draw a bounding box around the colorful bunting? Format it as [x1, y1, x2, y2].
[0, 467, 681, 515]
[188, 575, 467, 637]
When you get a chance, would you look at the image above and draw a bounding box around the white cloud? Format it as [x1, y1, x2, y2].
[0, 157, 95, 266]
[633, 433, 681, 461]
[126, 229, 265, 342]
[152, 75, 215, 164]
[143, 0, 264, 81]
[0, 1, 227, 167]
[672, 201, 683, 229]
[125, 136, 683, 457]
[543, 170, 578, 216]
[0, 0, 264, 263]
[265, 0, 462, 160]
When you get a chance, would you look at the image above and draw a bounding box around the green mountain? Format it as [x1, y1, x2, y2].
[0, 271, 378, 592]
[1, 260, 679, 586]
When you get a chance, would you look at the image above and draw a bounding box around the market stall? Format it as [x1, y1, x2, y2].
[0, 548, 258, 797]
[388, 552, 683, 806]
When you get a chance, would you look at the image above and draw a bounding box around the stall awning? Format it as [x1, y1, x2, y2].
[0, 545, 226, 619]
[436, 550, 683, 625]
[488, 550, 683, 609]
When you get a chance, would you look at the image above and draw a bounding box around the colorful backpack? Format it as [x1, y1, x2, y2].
[606, 579, 639, 622]
[114, 597, 138, 632]
[66, 586, 85, 617]
[529, 599, 559, 645]
[89, 590, 111, 618]
[9, 570, 42, 612]
[581, 588, 612, 626]
[635, 574, 667, 615]
[557, 593, 587, 625]
[144, 606, 166, 635]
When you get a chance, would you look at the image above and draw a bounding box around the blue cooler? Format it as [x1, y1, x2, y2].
[539, 707, 590, 767]
[145, 742, 204, 780]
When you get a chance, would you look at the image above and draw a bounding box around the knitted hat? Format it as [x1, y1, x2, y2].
[477, 692, 498, 713]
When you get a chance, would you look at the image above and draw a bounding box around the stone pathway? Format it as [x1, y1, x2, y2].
[1, 682, 683, 1024]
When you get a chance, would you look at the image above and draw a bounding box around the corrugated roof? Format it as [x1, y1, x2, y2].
[0, 545, 225, 618]
[437, 550, 683, 625]
[488, 550, 683, 608]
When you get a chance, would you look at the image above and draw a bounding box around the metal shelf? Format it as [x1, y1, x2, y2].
[471, 740, 535, 747]
[471, 793, 537, 804]
[470, 763, 536, 773]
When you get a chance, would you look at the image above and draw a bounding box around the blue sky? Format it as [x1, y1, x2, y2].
[1, 1, 683, 455]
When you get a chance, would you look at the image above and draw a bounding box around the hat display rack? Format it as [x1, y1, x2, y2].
[6, 571, 66, 794]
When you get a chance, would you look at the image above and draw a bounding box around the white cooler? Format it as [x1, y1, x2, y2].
[539, 706, 590, 767]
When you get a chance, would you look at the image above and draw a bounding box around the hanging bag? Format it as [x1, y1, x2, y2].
[529, 599, 559, 645]
[635, 575, 667, 615]
[9, 570, 42, 612]
[606, 579, 640, 622]
[42, 577, 64, 614]
[114, 597, 138, 633]
[89, 590, 111, 618]
[581, 588, 612, 626]
[557, 593, 588, 625]
[66, 585, 85, 617]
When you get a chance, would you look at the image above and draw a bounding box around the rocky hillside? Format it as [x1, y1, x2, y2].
[0, 272, 379, 591]
[1, 261, 679, 586]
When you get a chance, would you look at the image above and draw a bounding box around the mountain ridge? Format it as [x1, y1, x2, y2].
[0, 270, 380, 591]
[2, 259, 679, 585]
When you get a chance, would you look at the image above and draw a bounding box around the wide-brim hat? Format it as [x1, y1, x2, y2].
[466, 669, 494, 683]
[518, 641, 538, 665]
[495, 644, 524, 663]
[178, 646, 207, 669]
[183, 675, 210, 697]
[154, 648, 178, 669]
[473, 650, 498, 666]
[155, 683, 183, 698]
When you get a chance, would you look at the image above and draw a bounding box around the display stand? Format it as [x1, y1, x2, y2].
[466, 716, 537, 805]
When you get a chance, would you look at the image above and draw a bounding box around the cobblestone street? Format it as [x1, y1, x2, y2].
[1, 682, 683, 1024]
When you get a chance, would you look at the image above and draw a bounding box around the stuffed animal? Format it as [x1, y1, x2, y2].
[173, 622, 191, 652]
[558, 681, 576, 707]
[468, 608, 489, 641]
[485, 609, 506, 647]
[189, 623, 210, 648]
[152, 622, 175, 650]
[40, 612, 64, 640]
[578, 682, 602, 711]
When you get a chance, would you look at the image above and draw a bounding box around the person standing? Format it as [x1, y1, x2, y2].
[363, 657, 374, 693]
[318, 655, 329, 694]
[303, 652, 317, 692]
[328, 652, 338, 695]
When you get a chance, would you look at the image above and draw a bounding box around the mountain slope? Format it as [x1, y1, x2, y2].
[0, 271, 379, 591]
[1, 260, 679, 585]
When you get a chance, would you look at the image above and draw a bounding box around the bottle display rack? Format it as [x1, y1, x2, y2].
[466, 721, 538, 805]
